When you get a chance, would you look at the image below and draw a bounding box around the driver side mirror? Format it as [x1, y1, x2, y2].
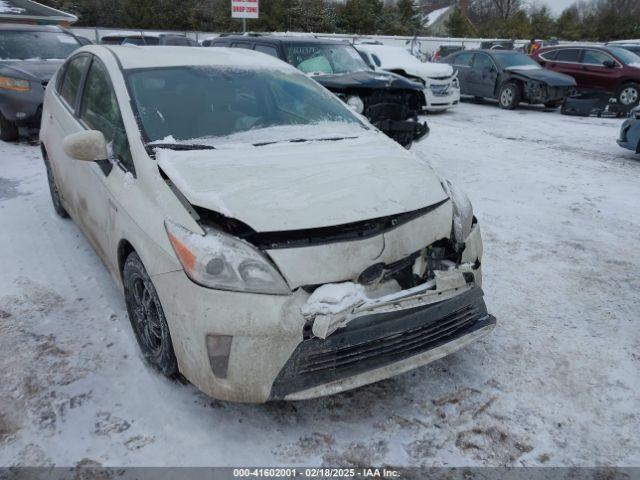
[603, 59, 616, 69]
[63, 130, 108, 162]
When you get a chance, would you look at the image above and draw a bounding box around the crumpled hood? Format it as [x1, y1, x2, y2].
[508, 67, 577, 87]
[157, 133, 448, 233]
[384, 62, 454, 80]
[312, 70, 423, 91]
[0, 60, 63, 82]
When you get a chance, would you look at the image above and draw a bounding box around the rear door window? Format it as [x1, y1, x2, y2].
[255, 44, 279, 57]
[79, 58, 133, 173]
[555, 49, 581, 63]
[59, 55, 90, 110]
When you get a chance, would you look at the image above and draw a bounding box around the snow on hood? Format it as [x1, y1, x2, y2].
[157, 126, 448, 232]
[357, 45, 453, 80]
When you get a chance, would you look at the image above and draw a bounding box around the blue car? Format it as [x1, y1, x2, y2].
[618, 106, 640, 153]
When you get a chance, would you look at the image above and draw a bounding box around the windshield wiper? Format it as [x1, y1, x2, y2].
[146, 143, 216, 155]
[253, 136, 357, 147]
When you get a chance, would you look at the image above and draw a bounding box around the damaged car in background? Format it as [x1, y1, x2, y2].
[441, 49, 576, 109]
[40, 45, 494, 403]
[356, 43, 460, 113]
[209, 35, 428, 148]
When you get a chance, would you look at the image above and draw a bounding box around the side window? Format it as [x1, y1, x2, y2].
[540, 50, 558, 61]
[232, 42, 253, 49]
[452, 52, 474, 67]
[473, 54, 494, 70]
[371, 54, 382, 67]
[583, 50, 614, 66]
[555, 49, 580, 63]
[80, 59, 134, 174]
[59, 55, 90, 109]
[254, 44, 279, 58]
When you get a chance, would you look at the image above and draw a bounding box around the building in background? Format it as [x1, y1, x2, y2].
[0, 0, 77, 26]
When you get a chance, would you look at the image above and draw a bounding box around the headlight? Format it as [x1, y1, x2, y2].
[441, 179, 474, 246]
[346, 95, 364, 114]
[0, 75, 31, 92]
[165, 219, 290, 295]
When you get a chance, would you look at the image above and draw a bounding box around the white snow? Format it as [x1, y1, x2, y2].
[301, 282, 367, 317]
[0, 102, 639, 467]
[425, 6, 451, 28]
[0, 0, 24, 13]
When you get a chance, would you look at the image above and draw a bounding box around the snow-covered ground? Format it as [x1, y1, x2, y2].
[0, 101, 638, 467]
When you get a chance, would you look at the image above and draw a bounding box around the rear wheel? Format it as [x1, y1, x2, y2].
[618, 83, 640, 106]
[123, 252, 178, 376]
[0, 112, 18, 142]
[498, 83, 520, 110]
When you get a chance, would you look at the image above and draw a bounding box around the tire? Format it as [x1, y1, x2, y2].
[123, 252, 178, 376]
[498, 83, 521, 110]
[43, 153, 68, 218]
[0, 112, 19, 142]
[618, 82, 640, 106]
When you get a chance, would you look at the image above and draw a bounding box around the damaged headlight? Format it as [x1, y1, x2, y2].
[441, 179, 474, 246]
[165, 219, 290, 295]
[346, 95, 365, 114]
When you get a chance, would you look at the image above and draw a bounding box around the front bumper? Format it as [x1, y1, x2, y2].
[423, 85, 461, 112]
[0, 81, 46, 126]
[617, 119, 640, 153]
[270, 286, 494, 400]
[151, 224, 489, 403]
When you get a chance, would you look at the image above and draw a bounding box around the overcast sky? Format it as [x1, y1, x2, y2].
[530, 0, 576, 15]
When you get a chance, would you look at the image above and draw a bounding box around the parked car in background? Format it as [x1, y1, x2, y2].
[532, 45, 640, 106]
[617, 105, 640, 153]
[209, 35, 428, 147]
[40, 45, 494, 403]
[101, 34, 198, 46]
[356, 43, 460, 113]
[605, 41, 640, 57]
[432, 45, 464, 62]
[442, 49, 576, 109]
[0, 23, 81, 141]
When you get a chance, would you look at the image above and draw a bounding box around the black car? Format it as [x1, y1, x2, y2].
[441, 49, 576, 109]
[0, 23, 82, 141]
[209, 35, 428, 147]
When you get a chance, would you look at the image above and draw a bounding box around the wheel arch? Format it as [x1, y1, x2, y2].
[117, 238, 137, 280]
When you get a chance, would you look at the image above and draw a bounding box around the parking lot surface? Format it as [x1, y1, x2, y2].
[0, 101, 638, 467]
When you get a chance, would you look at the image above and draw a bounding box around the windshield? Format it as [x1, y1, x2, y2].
[126, 66, 364, 143]
[608, 46, 640, 66]
[284, 43, 369, 75]
[0, 31, 80, 60]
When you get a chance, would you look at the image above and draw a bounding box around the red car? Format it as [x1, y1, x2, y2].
[531, 45, 640, 106]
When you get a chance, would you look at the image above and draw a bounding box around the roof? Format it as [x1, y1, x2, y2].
[94, 45, 293, 71]
[214, 35, 347, 45]
[0, 22, 62, 31]
[0, 0, 77, 24]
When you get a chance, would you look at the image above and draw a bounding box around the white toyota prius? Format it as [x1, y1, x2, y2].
[39, 45, 495, 403]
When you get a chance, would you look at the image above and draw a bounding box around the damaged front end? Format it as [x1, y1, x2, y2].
[336, 90, 429, 148]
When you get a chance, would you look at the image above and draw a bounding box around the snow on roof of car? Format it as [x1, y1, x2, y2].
[357, 44, 418, 62]
[95, 45, 291, 70]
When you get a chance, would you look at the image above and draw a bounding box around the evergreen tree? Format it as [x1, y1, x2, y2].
[445, 7, 472, 37]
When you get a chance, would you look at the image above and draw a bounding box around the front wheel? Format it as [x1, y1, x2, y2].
[43, 154, 68, 218]
[498, 83, 520, 110]
[618, 83, 640, 106]
[123, 252, 178, 376]
[0, 112, 18, 142]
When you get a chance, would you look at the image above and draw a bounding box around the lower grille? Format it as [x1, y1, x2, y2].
[270, 286, 494, 399]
